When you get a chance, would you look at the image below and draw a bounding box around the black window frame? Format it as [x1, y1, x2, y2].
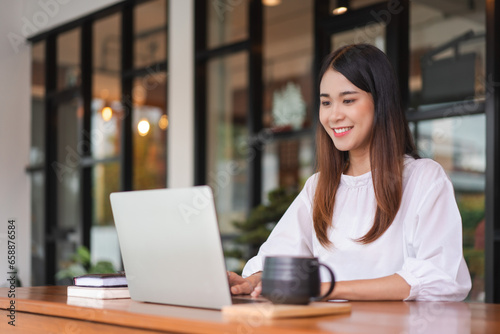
[485, 0, 500, 304]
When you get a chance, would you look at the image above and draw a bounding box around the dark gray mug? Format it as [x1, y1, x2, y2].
[261, 256, 335, 305]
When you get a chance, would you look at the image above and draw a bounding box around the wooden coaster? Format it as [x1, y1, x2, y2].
[222, 302, 351, 319]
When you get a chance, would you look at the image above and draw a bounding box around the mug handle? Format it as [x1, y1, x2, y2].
[310, 262, 335, 302]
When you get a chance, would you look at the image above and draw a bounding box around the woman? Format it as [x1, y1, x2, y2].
[229, 44, 471, 301]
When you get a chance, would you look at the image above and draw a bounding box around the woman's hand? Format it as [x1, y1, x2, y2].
[227, 271, 262, 297]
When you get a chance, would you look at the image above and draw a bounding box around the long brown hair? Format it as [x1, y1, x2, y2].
[313, 44, 419, 248]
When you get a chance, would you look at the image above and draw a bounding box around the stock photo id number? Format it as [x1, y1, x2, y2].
[6, 219, 17, 327]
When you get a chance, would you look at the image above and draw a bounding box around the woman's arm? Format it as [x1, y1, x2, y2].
[322, 274, 410, 301]
[230, 272, 410, 300]
[395, 162, 471, 301]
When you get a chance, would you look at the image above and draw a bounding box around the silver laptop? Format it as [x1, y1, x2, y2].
[110, 186, 260, 310]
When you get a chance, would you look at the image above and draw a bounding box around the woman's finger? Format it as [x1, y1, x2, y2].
[231, 282, 251, 295]
[250, 281, 262, 298]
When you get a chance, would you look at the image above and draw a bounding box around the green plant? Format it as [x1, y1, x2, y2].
[463, 248, 484, 279]
[231, 187, 299, 259]
[55, 245, 116, 283]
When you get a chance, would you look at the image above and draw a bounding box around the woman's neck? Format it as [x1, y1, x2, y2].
[345, 150, 371, 176]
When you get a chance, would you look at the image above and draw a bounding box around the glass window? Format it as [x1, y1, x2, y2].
[207, 0, 248, 49]
[260, 0, 315, 206]
[55, 98, 83, 276]
[261, 136, 313, 203]
[207, 52, 249, 234]
[412, 114, 486, 301]
[133, 72, 168, 190]
[409, 0, 485, 108]
[92, 163, 120, 227]
[91, 162, 122, 270]
[93, 13, 122, 160]
[91, 13, 123, 269]
[91, 99, 122, 160]
[134, 0, 167, 68]
[263, 0, 313, 132]
[57, 28, 81, 90]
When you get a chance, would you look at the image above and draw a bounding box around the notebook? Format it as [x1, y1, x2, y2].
[110, 186, 265, 310]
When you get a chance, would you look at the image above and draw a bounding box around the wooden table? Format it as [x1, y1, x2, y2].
[1, 286, 499, 333]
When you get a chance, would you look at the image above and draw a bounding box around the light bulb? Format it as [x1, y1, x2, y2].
[101, 107, 113, 121]
[159, 114, 169, 130]
[333, 6, 348, 15]
[138, 119, 150, 136]
[263, 0, 281, 6]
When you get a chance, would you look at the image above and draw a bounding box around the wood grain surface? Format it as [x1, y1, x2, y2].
[1, 286, 499, 333]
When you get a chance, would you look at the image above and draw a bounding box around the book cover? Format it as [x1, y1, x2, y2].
[67, 286, 130, 299]
[73, 273, 127, 287]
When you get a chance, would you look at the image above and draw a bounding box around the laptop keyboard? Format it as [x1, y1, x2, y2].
[231, 296, 268, 304]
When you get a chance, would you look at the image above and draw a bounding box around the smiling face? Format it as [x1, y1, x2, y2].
[319, 69, 375, 157]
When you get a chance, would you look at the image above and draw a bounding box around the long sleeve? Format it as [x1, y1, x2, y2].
[241, 177, 316, 278]
[397, 164, 472, 301]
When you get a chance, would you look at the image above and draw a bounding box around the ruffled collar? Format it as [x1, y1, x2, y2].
[340, 170, 372, 188]
[340, 155, 415, 188]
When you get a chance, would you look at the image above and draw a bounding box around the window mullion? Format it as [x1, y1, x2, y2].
[81, 20, 93, 250]
[248, 0, 263, 208]
[121, 3, 134, 191]
[44, 34, 57, 285]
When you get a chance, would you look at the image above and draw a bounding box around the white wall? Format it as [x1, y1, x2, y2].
[0, 1, 31, 288]
[168, 0, 195, 188]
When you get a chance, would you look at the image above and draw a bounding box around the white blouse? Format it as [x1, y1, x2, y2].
[242, 156, 472, 301]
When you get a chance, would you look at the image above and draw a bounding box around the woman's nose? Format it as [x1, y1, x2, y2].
[328, 104, 344, 123]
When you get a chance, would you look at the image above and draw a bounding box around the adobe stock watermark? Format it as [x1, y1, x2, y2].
[212, 0, 244, 22]
[228, 260, 326, 334]
[177, 129, 274, 225]
[65, 298, 98, 333]
[405, 301, 451, 334]
[177, 187, 214, 224]
[8, 0, 74, 54]
[6, 219, 17, 327]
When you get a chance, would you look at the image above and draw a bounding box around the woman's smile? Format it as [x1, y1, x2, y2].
[332, 126, 353, 136]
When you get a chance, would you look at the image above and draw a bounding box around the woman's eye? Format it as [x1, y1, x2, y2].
[321, 101, 330, 106]
[343, 99, 355, 104]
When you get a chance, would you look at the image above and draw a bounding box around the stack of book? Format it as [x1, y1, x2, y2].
[67, 273, 130, 299]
